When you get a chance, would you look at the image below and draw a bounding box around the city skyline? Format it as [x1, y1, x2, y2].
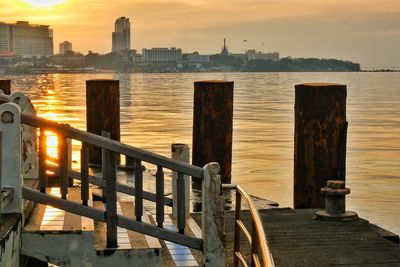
[1, 0, 399, 68]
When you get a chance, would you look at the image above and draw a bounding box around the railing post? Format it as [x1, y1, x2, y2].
[59, 136, 71, 199]
[10, 92, 38, 179]
[233, 190, 241, 267]
[156, 165, 164, 228]
[202, 162, 225, 267]
[38, 128, 47, 193]
[81, 143, 89, 205]
[102, 131, 118, 248]
[0, 103, 23, 214]
[171, 143, 190, 219]
[135, 158, 143, 222]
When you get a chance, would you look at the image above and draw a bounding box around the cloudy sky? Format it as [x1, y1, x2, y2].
[1, 0, 400, 69]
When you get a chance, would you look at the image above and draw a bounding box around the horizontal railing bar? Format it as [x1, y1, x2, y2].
[1, 188, 14, 210]
[22, 187, 105, 221]
[236, 219, 252, 244]
[22, 187, 204, 250]
[118, 215, 203, 250]
[235, 252, 248, 267]
[21, 113, 204, 178]
[46, 164, 173, 206]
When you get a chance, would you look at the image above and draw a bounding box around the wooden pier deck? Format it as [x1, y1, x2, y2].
[193, 208, 400, 266]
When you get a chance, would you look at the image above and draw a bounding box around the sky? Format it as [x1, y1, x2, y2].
[1, 0, 400, 69]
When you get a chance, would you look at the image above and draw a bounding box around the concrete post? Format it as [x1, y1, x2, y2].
[86, 79, 120, 165]
[171, 143, 190, 219]
[202, 162, 225, 267]
[0, 103, 22, 214]
[0, 79, 11, 95]
[294, 83, 347, 208]
[10, 92, 38, 179]
[192, 80, 234, 186]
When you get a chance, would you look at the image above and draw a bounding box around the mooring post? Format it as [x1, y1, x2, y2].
[202, 162, 225, 267]
[171, 143, 190, 219]
[192, 80, 234, 186]
[0, 79, 11, 95]
[294, 83, 347, 208]
[0, 103, 23, 214]
[86, 79, 120, 165]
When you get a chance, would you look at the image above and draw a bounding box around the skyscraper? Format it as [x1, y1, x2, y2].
[0, 21, 53, 57]
[59, 41, 72, 55]
[112, 17, 130, 52]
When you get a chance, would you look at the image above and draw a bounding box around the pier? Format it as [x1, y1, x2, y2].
[0, 80, 399, 266]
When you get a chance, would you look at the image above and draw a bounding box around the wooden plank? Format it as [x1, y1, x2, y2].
[119, 201, 149, 249]
[21, 113, 204, 179]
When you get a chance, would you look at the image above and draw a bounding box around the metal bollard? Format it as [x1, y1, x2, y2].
[315, 180, 358, 221]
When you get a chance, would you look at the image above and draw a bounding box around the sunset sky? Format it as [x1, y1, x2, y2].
[1, 0, 399, 69]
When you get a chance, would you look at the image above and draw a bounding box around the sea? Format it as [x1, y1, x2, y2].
[2, 72, 399, 235]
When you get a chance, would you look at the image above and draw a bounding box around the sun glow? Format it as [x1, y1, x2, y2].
[20, 0, 67, 8]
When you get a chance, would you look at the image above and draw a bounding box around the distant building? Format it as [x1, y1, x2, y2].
[246, 49, 279, 61]
[142, 48, 182, 63]
[0, 21, 53, 57]
[112, 17, 130, 52]
[221, 38, 229, 56]
[59, 41, 72, 55]
[184, 52, 210, 63]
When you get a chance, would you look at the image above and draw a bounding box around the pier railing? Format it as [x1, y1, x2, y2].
[223, 184, 275, 267]
[0, 93, 225, 266]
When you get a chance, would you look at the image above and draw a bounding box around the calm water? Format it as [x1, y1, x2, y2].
[2, 72, 399, 234]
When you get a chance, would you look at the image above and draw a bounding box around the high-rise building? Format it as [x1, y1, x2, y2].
[142, 48, 182, 63]
[59, 41, 72, 55]
[112, 17, 130, 52]
[0, 21, 53, 57]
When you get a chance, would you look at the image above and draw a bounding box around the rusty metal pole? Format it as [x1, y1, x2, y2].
[192, 80, 234, 186]
[0, 79, 11, 95]
[86, 79, 120, 165]
[294, 83, 347, 208]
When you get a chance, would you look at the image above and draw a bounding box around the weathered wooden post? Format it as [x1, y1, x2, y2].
[171, 143, 190, 219]
[202, 162, 225, 266]
[294, 83, 347, 208]
[86, 79, 120, 165]
[0, 102, 23, 214]
[192, 80, 234, 186]
[0, 79, 11, 95]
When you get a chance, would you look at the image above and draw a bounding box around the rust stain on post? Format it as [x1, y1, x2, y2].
[192, 80, 234, 185]
[294, 83, 347, 208]
[86, 79, 120, 165]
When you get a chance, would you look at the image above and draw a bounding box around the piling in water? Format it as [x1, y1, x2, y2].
[86, 79, 120, 165]
[192, 80, 234, 185]
[294, 83, 347, 208]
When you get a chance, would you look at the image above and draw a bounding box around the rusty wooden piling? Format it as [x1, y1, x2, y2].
[0, 79, 11, 95]
[294, 83, 347, 208]
[86, 79, 120, 165]
[192, 80, 234, 185]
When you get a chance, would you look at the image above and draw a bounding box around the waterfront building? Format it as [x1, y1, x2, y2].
[59, 41, 72, 55]
[185, 52, 210, 63]
[246, 49, 279, 61]
[112, 17, 130, 52]
[0, 21, 53, 57]
[142, 47, 182, 63]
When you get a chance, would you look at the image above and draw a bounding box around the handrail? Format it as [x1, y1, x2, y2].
[224, 184, 274, 267]
[20, 113, 204, 179]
